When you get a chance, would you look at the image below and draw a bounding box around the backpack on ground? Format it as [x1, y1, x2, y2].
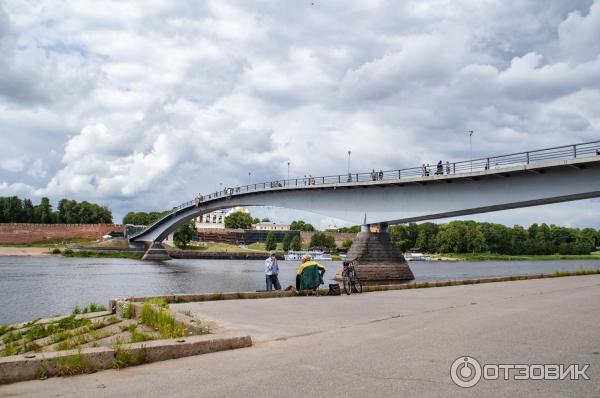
[328, 283, 341, 296]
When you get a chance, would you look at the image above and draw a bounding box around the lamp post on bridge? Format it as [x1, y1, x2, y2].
[467, 130, 474, 171]
[248, 172, 251, 185]
[287, 161, 290, 180]
[347, 150, 352, 175]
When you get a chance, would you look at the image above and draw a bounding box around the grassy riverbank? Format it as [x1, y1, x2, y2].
[60, 250, 144, 260]
[436, 252, 600, 261]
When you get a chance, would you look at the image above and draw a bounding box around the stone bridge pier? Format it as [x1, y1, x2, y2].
[337, 223, 414, 285]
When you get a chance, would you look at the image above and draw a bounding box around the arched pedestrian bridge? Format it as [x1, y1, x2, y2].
[130, 141, 600, 246]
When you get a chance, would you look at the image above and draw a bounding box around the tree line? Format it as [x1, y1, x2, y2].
[0, 196, 113, 224]
[389, 221, 600, 255]
[122, 211, 170, 225]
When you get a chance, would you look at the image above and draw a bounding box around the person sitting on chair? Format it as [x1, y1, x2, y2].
[295, 254, 326, 292]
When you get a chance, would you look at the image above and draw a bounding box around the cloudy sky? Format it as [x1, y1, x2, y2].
[1, 0, 600, 228]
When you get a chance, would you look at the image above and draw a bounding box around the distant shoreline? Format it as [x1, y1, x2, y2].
[0, 247, 50, 256]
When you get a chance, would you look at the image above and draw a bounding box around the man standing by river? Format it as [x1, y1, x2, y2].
[264, 251, 281, 291]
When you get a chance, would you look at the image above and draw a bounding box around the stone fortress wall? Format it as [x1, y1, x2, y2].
[0, 223, 124, 244]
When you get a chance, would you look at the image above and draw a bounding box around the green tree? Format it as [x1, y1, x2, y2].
[123, 211, 168, 225]
[252, 217, 260, 224]
[282, 233, 291, 251]
[22, 199, 34, 223]
[336, 225, 360, 233]
[310, 232, 336, 249]
[341, 239, 353, 248]
[290, 235, 302, 251]
[415, 222, 439, 252]
[290, 220, 316, 231]
[261, 217, 271, 222]
[173, 221, 196, 249]
[38, 197, 53, 224]
[224, 211, 254, 229]
[265, 232, 277, 251]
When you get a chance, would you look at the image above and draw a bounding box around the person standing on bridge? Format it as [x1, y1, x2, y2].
[265, 251, 281, 291]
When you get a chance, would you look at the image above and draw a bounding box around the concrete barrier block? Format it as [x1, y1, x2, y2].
[121, 334, 252, 363]
[0, 347, 114, 385]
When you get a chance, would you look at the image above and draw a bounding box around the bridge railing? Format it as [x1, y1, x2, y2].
[131, 140, 600, 239]
[202, 140, 600, 204]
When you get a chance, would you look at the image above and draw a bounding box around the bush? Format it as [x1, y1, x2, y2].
[140, 303, 186, 339]
[310, 232, 336, 249]
[51, 248, 61, 255]
[265, 232, 277, 251]
[282, 233, 291, 252]
[342, 239, 353, 248]
[224, 211, 253, 229]
[290, 235, 302, 251]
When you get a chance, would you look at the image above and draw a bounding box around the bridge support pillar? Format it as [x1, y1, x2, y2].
[337, 223, 414, 285]
[142, 242, 171, 261]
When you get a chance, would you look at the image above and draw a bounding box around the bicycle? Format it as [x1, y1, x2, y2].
[342, 261, 362, 295]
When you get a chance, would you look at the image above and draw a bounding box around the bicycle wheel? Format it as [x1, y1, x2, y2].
[352, 276, 363, 293]
[342, 274, 352, 295]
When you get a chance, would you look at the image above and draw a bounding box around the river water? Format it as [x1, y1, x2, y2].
[1, 256, 599, 324]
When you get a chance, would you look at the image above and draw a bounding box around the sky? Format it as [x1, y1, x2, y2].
[1, 0, 600, 229]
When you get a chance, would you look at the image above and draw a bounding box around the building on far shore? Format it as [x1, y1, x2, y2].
[252, 222, 290, 231]
[195, 207, 250, 229]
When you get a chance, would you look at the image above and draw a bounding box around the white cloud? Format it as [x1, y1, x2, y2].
[559, 0, 600, 62]
[0, 158, 24, 173]
[0, 0, 599, 227]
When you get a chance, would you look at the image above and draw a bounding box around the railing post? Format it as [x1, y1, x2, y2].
[573, 145, 577, 158]
[296, 179, 298, 186]
[486, 158, 490, 170]
[398, 170, 401, 179]
[338, 175, 341, 183]
[322, 177, 325, 184]
[453, 163, 456, 173]
[526, 152, 530, 164]
[355, 173, 358, 182]
[254, 183, 257, 190]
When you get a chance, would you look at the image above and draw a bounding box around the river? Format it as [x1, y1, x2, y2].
[1, 256, 598, 324]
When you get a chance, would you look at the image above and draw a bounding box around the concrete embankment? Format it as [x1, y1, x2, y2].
[3, 274, 599, 397]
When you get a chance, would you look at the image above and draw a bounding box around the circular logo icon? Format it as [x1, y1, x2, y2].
[450, 356, 482, 388]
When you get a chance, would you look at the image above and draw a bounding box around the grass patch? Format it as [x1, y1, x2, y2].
[130, 329, 155, 343]
[62, 250, 143, 259]
[122, 304, 134, 319]
[551, 269, 600, 277]
[140, 303, 187, 339]
[54, 349, 96, 376]
[439, 252, 600, 261]
[3, 331, 23, 344]
[112, 342, 148, 369]
[0, 324, 11, 337]
[1, 343, 20, 356]
[146, 298, 168, 308]
[72, 303, 107, 315]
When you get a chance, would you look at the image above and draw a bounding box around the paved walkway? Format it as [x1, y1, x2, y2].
[2, 275, 600, 397]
